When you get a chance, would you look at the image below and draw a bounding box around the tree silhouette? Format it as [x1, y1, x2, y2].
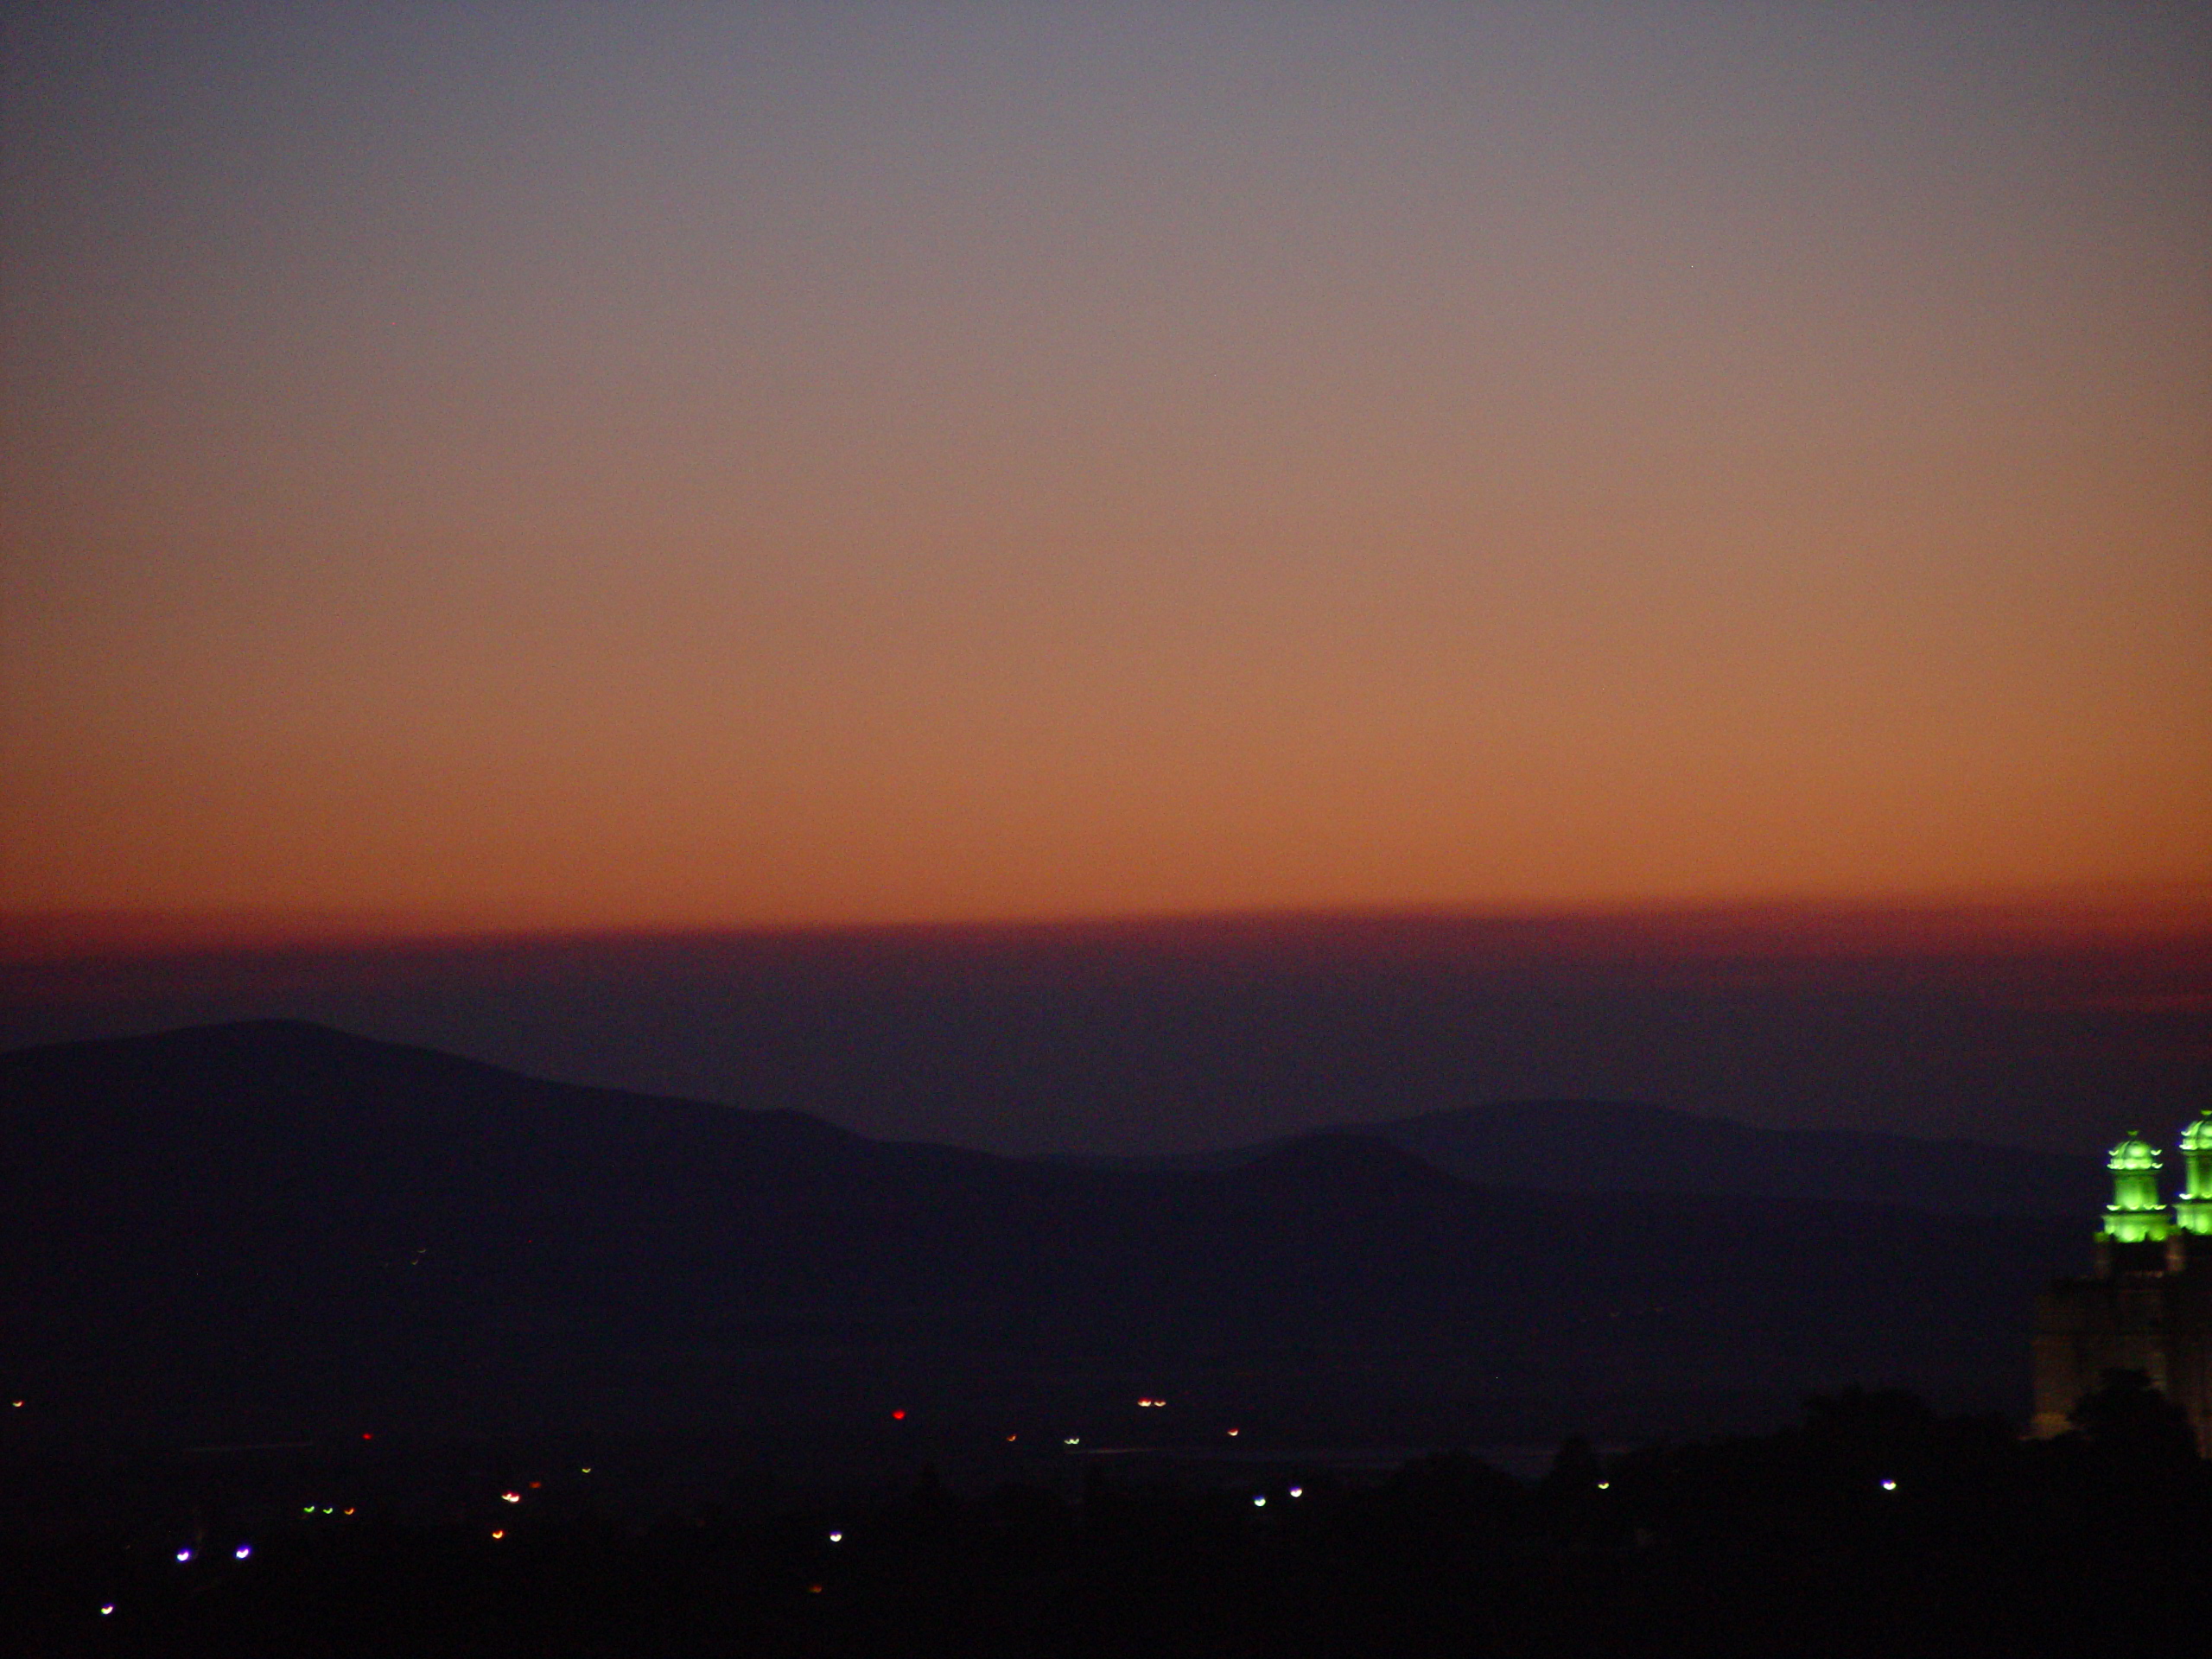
[2068, 1369, 2199, 1467]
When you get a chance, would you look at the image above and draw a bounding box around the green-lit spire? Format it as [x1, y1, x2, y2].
[2101, 1131, 2170, 1243]
[2175, 1110, 2212, 1237]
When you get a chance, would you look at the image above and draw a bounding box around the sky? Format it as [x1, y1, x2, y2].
[3, 1, 2209, 941]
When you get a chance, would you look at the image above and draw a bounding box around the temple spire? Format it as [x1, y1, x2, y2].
[2100, 1130, 2169, 1244]
[2175, 1111, 2212, 1238]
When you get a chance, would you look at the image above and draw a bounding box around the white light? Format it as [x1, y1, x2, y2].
[1596, 1482, 1610, 1491]
[1880, 1479, 1897, 1491]
[99, 1605, 114, 1616]
[1287, 1487, 1303, 1498]
[1253, 1496, 1267, 1507]
[234, 1545, 251, 1560]
[501, 1491, 521, 1503]
[829, 1531, 843, 1543]
[175, 1548, 192, 1563]
[1063, 1437, 1080, 1446]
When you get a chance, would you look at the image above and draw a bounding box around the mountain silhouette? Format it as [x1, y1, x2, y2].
[1100, 1097, 2101, 1216]
[1, 1021, 2082, 1446]
[1376, 1097, 2102, 1214]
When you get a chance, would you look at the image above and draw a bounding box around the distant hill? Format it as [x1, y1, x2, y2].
[0, 1021, 2085, 1448]
[1370, 1099, 2101, 1217]
[1065, 1099, 2104, 1218]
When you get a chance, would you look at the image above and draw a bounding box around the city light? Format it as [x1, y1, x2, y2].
[1226, 1428, 1240, 1437]
[234, 1545, 252, 1560]
[1253, 1495, 1267, 1507]
[99, 1605, 113, 1617]
[501, 1491, 521, 1503]
[829, 1531, 843, 1543]
[491, 1529, 505, 1540]
[1881, 1479, 1898, 1491]
[175, 1548, 192, 1562]
[1288, 1487, 1303, 1498]
[1064, 1437, 1081, 1446]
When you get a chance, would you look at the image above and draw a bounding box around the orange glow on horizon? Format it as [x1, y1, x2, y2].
[2, 9, 2204, 942]
[3, 884, 2209, 971]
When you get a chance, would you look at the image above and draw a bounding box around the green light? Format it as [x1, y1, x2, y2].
[2101, 1131, 2170, 1244]
[2176, 1111, 2212, 1236]
[2108, 1134, 2160, 1172]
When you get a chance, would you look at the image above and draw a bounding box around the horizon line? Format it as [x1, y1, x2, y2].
[6, 883, 2209, 967]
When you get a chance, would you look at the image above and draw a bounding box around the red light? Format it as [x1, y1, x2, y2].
[361, 1433, 372, 1441]
[891, 1410, 905, 1421]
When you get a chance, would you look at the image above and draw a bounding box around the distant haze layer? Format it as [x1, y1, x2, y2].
[3, 3, 2208, 932]
[4, 904, 2205, 1158]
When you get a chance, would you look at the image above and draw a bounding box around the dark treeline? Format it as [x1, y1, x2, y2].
[8, 1379, 2205, 1658]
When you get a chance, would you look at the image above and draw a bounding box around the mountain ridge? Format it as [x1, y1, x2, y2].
[6, 1017, 2103, 1215]
[1, 1020, 2087, 1447]
[1050, 1097, 2101, 1219]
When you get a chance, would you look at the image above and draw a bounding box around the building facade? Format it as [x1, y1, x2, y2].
[2031, 1113, 2212, 1454]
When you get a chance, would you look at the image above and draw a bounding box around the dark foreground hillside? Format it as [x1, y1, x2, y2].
[1, 1022, 2083, 1451]
[7, 1388, 2205, 1658]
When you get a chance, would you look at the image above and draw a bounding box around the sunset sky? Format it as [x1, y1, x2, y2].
[5, 2, 2208, 942]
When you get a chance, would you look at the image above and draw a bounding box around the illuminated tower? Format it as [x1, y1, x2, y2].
[2100, 1131, 2170, 1245]
[2176, 1111, 2212, 1238]
[2032, 1116, 2212, 1456]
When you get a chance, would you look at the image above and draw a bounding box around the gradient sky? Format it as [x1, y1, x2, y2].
[4, 2, 2208, 938]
